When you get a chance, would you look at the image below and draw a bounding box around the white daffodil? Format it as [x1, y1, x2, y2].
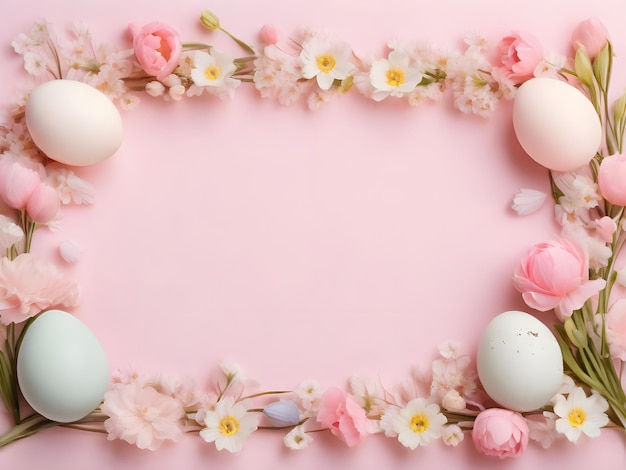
[199, 397, 259, 453]
[369, 50, 422, 101]
[190, 50, 240, 96]
[380, 398, 447, 449]
[553, 387, 609, 443]
[299, 38, 354, 90]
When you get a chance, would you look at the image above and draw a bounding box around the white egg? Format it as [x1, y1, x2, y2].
[25, 79, 123, 166]
[476, 310, 563, 412]
[513, 77, 601, 172]
[17, 309, 109, 423]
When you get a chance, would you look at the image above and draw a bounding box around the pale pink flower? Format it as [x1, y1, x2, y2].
[606, 299, 626, 361]
[0, 253, 80, 325]
[598, 154, 626, 206]
[26, 182, 60, 224]
[316, 387, 374, 447]
[493, 32, 543, 84]
[572, 18, 609, 60]
[0, 161, 41, 209]
[472, 408, 529, 458]
[591, 216, 617, 243]
[129, 22, 182, 81]
[294, 380, 323, 417]
[513, 238, 606, 319]
[0, 215, 24, 253]
[101, 382, 185, 450]
[512, 189, 547, 215]
[526, 414, 559, 449]
[254, 45, 308, 105]
[394, 365, 430, 406]
[45, 164, 95, 205]
[430, 354, 479, 408]
[441, 424, 465, 446]
[349, 376, 387, 418]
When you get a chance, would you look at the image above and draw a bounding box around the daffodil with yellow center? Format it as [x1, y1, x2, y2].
[380, 398, 447, 449]
[369, 50, 422, 101]
[300, 37, 354, 90]
[199, 397, 259, 453]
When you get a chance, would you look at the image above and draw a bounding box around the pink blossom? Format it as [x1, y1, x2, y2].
[591, 216, 617, 243]
[0, 253, 80, 325]
[513, 238, 606, 319]
[101, 382, 185, 450]
[0, 161, 41, 209]
[316, 387, 373, 447]
[598, 154, 626, 206]
[606, 299, 626, 361]
[26, 182, 60, 223]
[129, 22, 182, 81]
[494, 32, 543, 84]
[472, 408, 529, 458]
[572, 18, 609, 60]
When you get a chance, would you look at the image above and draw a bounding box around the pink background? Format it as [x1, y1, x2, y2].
[2, 0, 626, 468]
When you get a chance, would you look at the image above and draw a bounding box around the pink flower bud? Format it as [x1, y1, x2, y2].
[129, 22, 182, 81]
[26, 183, 60, 223]
[260, 24, 279, 45]
[572, 17, 609, 60]
[598, 153, 626, 205]
[0, 161, 42, 209]
[472, 408, 529, 459]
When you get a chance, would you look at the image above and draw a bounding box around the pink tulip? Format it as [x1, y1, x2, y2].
[598, 153, 626, 206]
[572, 17, 609, 60]
[472, 408, 529, 458]
[316, 387, 373, 447]
[129, 22, 182, 81]
[606, 299, 626, 361]
[26, 183, 60, 224]
[494, 32, 543, 84]
[0, 161, 42, 210]
[513, 238, 606, 320]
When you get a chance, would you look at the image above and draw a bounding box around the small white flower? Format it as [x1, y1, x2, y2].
[199, 397, 259, 453]
[349, 376, 386, 418]
[369, 50, 422, 101]
[284, 425, 313, 450]
[441, 424, 464, 446]
[553, 387, 609, 443]
[528, 414, 560, 449]
[168, 84, 186, 101]
[300, 38, 354, 90]
[294, 380, 323, 417]
[379, 398, 447, 449]
[0, 214, 24, 253]
[145, 80, 165, 97]
[191, 50, 240, 97]
[512, 188, 547, 215]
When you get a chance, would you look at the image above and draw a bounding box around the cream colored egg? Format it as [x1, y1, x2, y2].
[476, 310, 563, 412]
[25, 79, 123, 166]
[513, 77, 601, 172]
[17, 310, 109, 423]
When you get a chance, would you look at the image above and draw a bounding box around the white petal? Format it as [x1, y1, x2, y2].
[512, 188, 547, 215]
[59, 240, 83, 264]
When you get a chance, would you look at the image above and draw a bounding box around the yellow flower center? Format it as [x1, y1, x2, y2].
[316, 55, 336, 73]
[219, 416, 240, 436]
[409, 413, 429, 434]
[386, 68, 405, 87]
[568, 408, 586, 428]
[204, 66, 221, 81]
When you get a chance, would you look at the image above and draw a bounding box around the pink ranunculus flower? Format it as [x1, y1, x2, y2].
[0, 161, 42, 210]
[598, 153, 626, 206]
[316, 387, 373, 447]
[572, 17, 609, 60]
[494, 32, 543, 84]
[472, 408, 529, 459]
[513, 238, 606, 320]
[129, 22, 182, 81]
[26, 182, 60, 224]
[0, 253, 80, 325]
[101, 382, 186, 451]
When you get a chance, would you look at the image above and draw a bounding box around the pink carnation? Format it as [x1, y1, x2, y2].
[472, 408, 529, 458]
[316, 387, 373, 447]
[494, 32, 543, 84]
[0, 253, 80, 325]
[101, 382, 186, 451]
[513, 238, 605, 320]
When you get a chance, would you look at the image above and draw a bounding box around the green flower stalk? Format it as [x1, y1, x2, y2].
[199, 9, 255, 55]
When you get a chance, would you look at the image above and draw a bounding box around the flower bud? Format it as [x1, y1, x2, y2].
[263, 400, 301, 426]
[200, 10, 220, 30]
[26, 182, 60, 224]
[572, 17, 609, 61]
[598, 154, 626, 206]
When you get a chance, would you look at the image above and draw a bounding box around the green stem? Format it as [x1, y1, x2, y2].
[0, 414, 57, 447]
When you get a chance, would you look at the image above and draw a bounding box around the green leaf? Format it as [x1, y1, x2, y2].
[593, 41, 612, 92]
[574, 47, 595, 88]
